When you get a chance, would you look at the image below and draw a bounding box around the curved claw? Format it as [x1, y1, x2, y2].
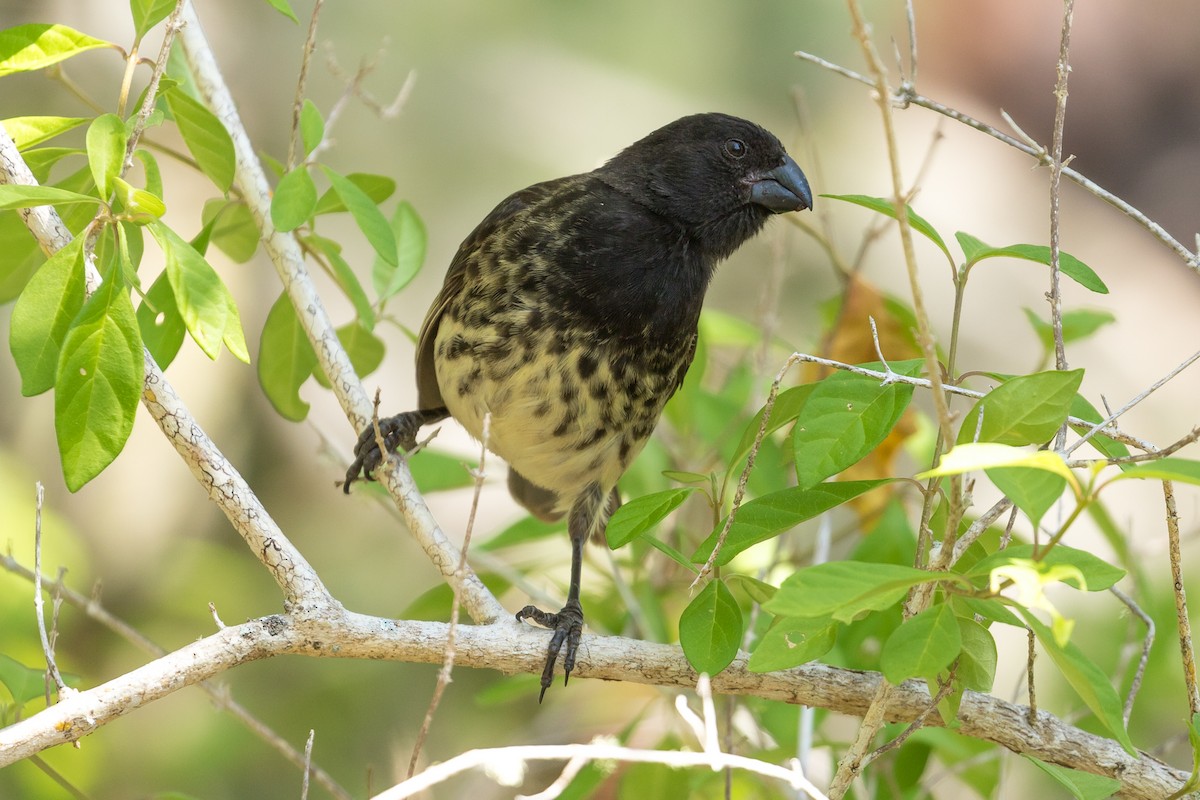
[516, 599, 584, 702]
[342, 413, 424, 493]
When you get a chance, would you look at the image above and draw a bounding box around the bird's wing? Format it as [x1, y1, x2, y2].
[413, 181, 560, 409]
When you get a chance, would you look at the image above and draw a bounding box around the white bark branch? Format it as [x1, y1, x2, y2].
[0, 614, 1186, 799]
[175, 0, 503, 625]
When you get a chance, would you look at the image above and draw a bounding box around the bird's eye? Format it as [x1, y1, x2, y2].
[724, 138, 747, 159]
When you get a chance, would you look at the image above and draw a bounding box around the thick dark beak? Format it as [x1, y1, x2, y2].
[749, 154, 813, 213]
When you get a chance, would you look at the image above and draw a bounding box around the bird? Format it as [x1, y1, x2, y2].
[344, 112, 812, 700]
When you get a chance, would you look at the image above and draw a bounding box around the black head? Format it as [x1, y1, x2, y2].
[596, 112, 812, 260]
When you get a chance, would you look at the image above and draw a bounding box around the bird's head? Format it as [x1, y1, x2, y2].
[598, 112, 812, 259]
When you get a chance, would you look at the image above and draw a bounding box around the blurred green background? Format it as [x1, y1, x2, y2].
[2, 0, 1200, 797]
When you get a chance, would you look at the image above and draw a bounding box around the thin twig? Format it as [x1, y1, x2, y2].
[1163, 480, 1200, 715]
[692, 354, 800, 587]
[865, 663, 959, 765]
[287, 0, 324, 170]
[122, 0, 188, 176]
[407, 413, 492, 778]
[1111, 586, 1155, 726]
[301, 729, 315, 800]
[1026, 626, 1039, 724]
[33, 483, 68, 698]
[1047, 0, 1076, 385]
[1066, 348, 1200, 456]
[792, 51, 1199, 271]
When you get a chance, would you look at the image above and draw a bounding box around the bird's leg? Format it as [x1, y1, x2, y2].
[516, 483, 606, 701]
[343, 406, 449, 493]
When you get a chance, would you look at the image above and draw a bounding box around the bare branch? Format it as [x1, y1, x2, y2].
[286, 0, 325, 170]
[33, 483, 69, 699]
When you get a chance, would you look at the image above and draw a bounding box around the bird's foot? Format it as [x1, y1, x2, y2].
[516, 598, 584, 701]
[342, 412, 424, 493]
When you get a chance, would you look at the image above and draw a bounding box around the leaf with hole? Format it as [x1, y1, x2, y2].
[748, 614, 836, 672]
[55, 271, 143, 491]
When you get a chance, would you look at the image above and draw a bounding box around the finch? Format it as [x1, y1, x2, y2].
[345, 112, 812, 699]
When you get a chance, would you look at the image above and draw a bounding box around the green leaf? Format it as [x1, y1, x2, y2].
[113, 177, 166, 222]
[1020, 609, 1135, 753]
[257, 293, 316, 421]
[956, 234, 1108, 294]
[165, 88, 235, 193]
[824, 194, 950, 260]
[373, 200, 426, 302]
[18, 146, 84, 181]
[312, 322, 384, 388]
[958, 369, 1083, 446]
[986, 466, 1066, 530]
[55, 272, 143, 491]
[201, 199, 259, 263]
[136, 270, 185, 368]
[765, 561, 941, 623]
[304, 234, 375, 329]
[1022, 307, 1115, 351]
[133, 148, 163, 198]
[130, 0, 178, 39]
[9, 236, 86, 395]
[880, 602, 962, 683]
[747, 615, 837, 672]
[956, 618, 997, 692]
[692, 480, 890, 565]
[968, 544, 1124, 592]
[792, 359, 921, 489]
[148, 221, 237, 359]
[1022, 756, 1122, 800]
[0, 24, 111, 77]
[0, 184, 101, 210]
[2, 116, 89, 149]
[271, 166, 317, 232]
[0, 654, 47, 706]
[321, 167, 397, 266]
[314, 172, 396, 214]
[408, 450, 477, 494]
[725, 573, 776, 604]
[1116, 458, 1200, 486]
[85, 113, 126, 200]
[607, 488, 698, 549]
[263, 0, 300, 23]
[221, 290, 249, 364]
[299, 99, 324, 156]
[679, 579, 743, 676]
[478, 515, 565, 552]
